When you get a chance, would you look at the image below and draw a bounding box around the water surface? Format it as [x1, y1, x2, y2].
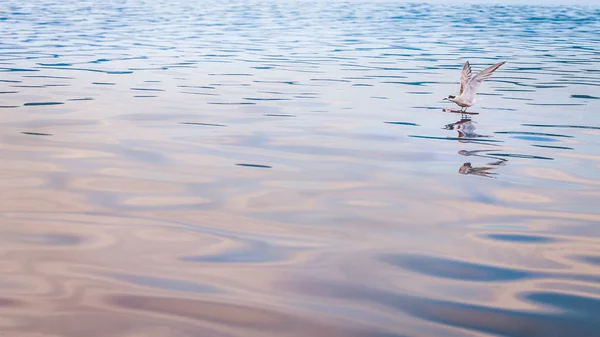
[1, 1, 600, 336]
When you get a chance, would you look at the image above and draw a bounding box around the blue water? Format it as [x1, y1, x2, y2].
[1, 1, 600, 336]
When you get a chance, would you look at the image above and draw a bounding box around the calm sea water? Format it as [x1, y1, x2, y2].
[1, 1, 600, 336]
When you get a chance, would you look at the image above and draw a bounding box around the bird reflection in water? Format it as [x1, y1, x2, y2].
[458, 150, 508, 179]
[443, 116, 490, 142]
[442, 111, 508, 178]
[459, 162, 498, 178]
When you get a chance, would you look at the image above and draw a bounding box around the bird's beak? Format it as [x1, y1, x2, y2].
[442, 97, 448, 101]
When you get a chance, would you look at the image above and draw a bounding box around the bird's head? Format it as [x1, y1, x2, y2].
[443, 95, 456, 101]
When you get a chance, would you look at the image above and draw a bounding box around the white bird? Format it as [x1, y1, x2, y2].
[443, 60, 506, 112]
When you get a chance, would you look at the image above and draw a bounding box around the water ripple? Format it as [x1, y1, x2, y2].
[380, 254, 533, 282]
[0, 1, 599, 336]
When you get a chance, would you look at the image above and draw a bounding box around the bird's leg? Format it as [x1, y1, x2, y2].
[462, 107, 470, 119]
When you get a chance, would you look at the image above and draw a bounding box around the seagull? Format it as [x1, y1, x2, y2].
[443, 61, 506, 112]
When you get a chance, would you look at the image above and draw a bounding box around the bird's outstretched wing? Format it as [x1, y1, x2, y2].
[459, 61, 472, 95]
[463, 61, 506, 97]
